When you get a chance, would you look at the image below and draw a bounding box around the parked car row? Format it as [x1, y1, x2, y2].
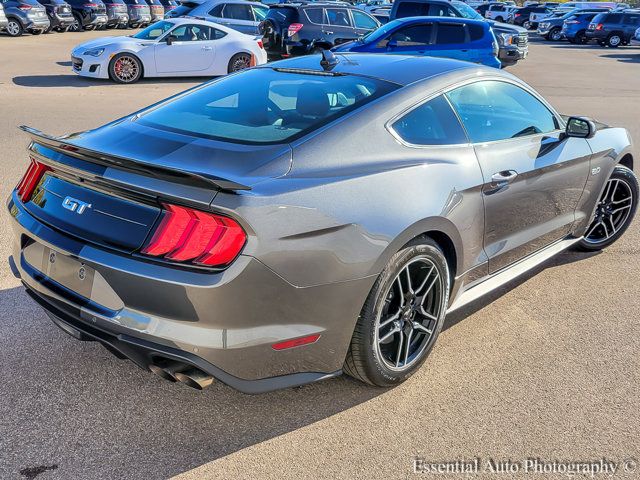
[535, 7, 640, 47]
[0, 0, 178, 35]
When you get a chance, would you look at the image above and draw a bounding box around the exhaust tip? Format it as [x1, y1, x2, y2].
[149, 359, 189, 382]
[175, 368, 214, 390]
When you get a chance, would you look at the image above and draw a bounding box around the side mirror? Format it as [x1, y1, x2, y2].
[566, 116, 596, 139]
[165, 34, 177, 46]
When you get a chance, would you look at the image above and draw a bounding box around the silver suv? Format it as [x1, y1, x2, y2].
[167, 0, 268, 34]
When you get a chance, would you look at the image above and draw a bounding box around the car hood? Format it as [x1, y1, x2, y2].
[74, 36, 152, 51]
[488, 20, 527, 34]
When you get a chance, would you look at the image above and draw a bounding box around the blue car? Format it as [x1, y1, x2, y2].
[332, 17, 502, 69]
[561, 11, 603, 44]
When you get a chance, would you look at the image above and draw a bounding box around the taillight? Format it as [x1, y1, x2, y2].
[83, 3, 98, 6]
[131, 5, 144, 8]
[257, 39, 264, 49]
[272, 334, 321, 351]
[18, 4, 32, 10]
[595, 23, 603, 30]
[287, 22, 303, 37]
[514, 13, 521, 17]
[141, 204, 246, 267]
[16, 159, 51, 203]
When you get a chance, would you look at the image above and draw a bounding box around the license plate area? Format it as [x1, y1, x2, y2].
[23, 242, 123, 313]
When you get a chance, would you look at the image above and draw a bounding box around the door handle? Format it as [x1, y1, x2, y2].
[490, 170, 518, 188]
[323, 30, 333, 34]
[201, 46, 213, 51]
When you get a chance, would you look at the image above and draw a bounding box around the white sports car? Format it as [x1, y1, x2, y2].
[70, 18, 268, 84]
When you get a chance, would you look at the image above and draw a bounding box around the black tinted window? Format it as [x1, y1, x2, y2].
[326, 8, 351, 26]
[447, 81, 558, 143]
[387, 24, 433, 46]
[603, 14, 622, 23]
[435, 23, 466, 44]
[223, 3, 252, 20]
[138, 69, 398, 145]
[392, 95, 468, 145]
[468, 24, 484, 41]
[209, 4, 223, 16]
[168, 5, 192, 15]
[396, 2, 428, 18]
[266, 7, 298, 24]
[304, 7, 324, 24]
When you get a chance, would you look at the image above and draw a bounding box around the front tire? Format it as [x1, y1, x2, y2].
[577, 165, 638, 252]
[549, 28, 562, 41]
[344, 237, 450, 387]
[108, 53, 143, 83]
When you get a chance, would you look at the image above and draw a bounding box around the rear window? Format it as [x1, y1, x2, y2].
[266, 6, 299, 24]
[304, 7, 324, 24]
[137, 68, 399, 145]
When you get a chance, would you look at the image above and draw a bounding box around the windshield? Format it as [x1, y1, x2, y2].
[137, 68, 399, 145]
[452, 1, 483, 20]
[132, 21, 174, 40]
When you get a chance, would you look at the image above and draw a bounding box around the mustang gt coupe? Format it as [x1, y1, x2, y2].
[9, 53, 637, 393]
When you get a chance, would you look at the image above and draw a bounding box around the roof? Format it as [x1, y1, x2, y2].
[265, 53, 483, 86]
[392, 15, 491, 26]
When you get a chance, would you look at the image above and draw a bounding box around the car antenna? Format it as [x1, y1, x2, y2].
[320, 50, 339, 71]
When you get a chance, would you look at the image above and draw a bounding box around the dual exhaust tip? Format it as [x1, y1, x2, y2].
[149, 359, 214, 390]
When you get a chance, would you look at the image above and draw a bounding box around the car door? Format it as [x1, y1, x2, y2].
[217, 3, 256, 34]
[371, 22, 433, 55]
[430, 22, 470, 62]
[154, 24, 216, 74]
[446, 80, 592, 273]
[350, 8, 379, 36]
[623, 13, 640, 39]
[324, 7, 358, 45]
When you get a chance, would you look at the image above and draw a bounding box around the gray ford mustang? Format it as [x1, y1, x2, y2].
[8, 53, 637, 393]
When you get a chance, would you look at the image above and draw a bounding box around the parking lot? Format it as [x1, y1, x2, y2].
[0, 31, 639, 480]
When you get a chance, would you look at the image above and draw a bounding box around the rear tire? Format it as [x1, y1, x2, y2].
[70, 15, 82, 32]
[496, 16, 504, 22]
[344, 237, 450, 387]
[607, 33, 622, 47]
[6, 19, 24, 37]
[227, 52, 252, 73]
[576, 165, 638, 252]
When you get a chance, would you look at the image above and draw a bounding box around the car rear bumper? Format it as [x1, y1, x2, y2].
[8, 192, 368, 390]
[128, 12, 151, 23]
[24, 17, 50, 31]
[585, 30, 607, 40]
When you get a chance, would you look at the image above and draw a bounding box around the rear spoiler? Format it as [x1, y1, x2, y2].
[19, 125, 252, 192]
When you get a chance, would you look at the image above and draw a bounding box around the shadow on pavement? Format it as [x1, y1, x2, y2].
[56, 61, 72, 67]
[13, 75, 211, 88]
[600, 52, 640, 64]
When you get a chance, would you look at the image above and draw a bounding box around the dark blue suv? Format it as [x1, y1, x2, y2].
[333, 16, 501, 68]
[561, 11, 603, 44]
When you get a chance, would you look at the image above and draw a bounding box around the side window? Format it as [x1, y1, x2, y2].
[304, 8, 325, 24]
[468, 24, 484, 42]
[396, 2, 428, 18]
[170, 24, 212, 41]
[428, 4, 458, 17]
[391, 95, 468, 146]
[435, 23, 466, 44]
[223, 4, 253, 21]
[623, 14, 640, 24]
[446, 81, 559, 143]
[385, 24, 433, 46]
[326, 8, 351, 27]
[212, 28, 227, 40]
[352, 10, 378, 30]
[209, 4, 223, 17]
[252, 5, 268, 21]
